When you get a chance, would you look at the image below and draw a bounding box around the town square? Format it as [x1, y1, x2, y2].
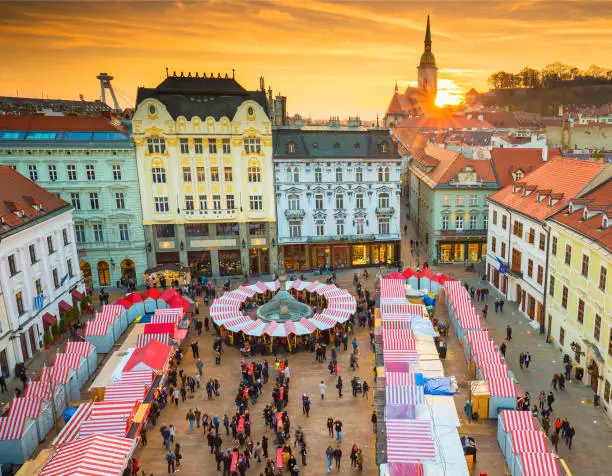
[0, 1, 610, 475]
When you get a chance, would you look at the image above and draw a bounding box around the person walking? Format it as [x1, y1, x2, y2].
[566, 425, 575, 449]
[541, 414, 550, 435]
[172, 388, 179, 407]
[327, 417, 334, 437]
[336, 376, 343, 398]
[538, 391, 546, 411]
[482, 304, 488, 320]
[547, 392, 555, 412]
[499, 299, 505, 312]
[262, 435, 268, 458]
[334, 419, 343, 441]
[186, 409, 195, 430]
[552, 374, 558, 391]
[333, 446, 342, 471]
[371, 410, 377, 433]
[500, 342, 507, 358]
[519, 352, 525, 370]
[325, 446, 334, 473]
[300, 441, 308, 466]
[319, 381, 327, 400]
[551, 431, 559, 453]
[190, 341, 199, 359]
[196, 358, 203, 377]
[524, 352, 532, 369]
[506, 325, 512, 341]
[362, 381, 369, 399]
[165, 449, 176, 474]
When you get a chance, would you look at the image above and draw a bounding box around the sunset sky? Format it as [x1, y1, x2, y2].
[1, 1, 611, 118]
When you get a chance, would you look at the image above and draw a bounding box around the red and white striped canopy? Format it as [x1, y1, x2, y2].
[315, 284, 336, 296]
[383, 330, 416, 351]
[222, 291, 250, 302]
[151, 308, 183, 325]
[385, 372, 416, 386]
[10, 397, 43, 419]
[381, 320, 412, 330]
[481, 364, 509, 379]
[488, 378, 518, 398]
[310, 314, 337, 329]
[326, 301, 357, 313]
[305, 281, 322, 292]
[79, 416, 128, 438]
[53, 402, 93, 446]
[24, 380, 51, 401]
[381, 303, 427, 318]
[474, 351, 504, 368]
[100, 304, 124, 320]
[500, 410, 535, 432]
[298, 318, 318, 332]
[383, 350, 419, 362]
[40, 366, 71, 385]
[104, 382, 148, 402]
[91, 401, 138, 420]
[320, 308, 351, 320]
[137, 333, 169, 347]
[458, 313, 481, 329]
[65, 341, 94, 357]
[380, 279, 406, 298]
[386, 385, 425, 405]
[0, 414, 28, 440]
[54, 352, 83, 370]
[520, 453, 559, 476]
[325, 288, 351, 299]
[386, 419, 436, 463]
[510, 430, 547, 453]
[254, 281, 269, 292]
[237, 286, 257, 297]
[465, 329, 490, 345]
[40, 434, 136, 476]
[85, 313, 114, 336]
[116, 370, 155, 385]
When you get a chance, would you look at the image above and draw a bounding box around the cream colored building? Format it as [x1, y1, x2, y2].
[133, 72, 277, 277]
[546, 177, 612, 411]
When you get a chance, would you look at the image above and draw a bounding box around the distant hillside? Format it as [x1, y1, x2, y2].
[481, 85, 612, 115]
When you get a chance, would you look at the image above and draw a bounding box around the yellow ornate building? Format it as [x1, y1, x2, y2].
[546, 177, 612, 410]
[133, 72, 277, 277]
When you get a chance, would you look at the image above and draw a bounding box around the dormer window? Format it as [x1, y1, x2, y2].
[287, 142, 296, 154]
[603, 216, 609, 229]
[378, 141, 389, 153]
[583, 209, 588, 221]
[333, 142, 341, 149]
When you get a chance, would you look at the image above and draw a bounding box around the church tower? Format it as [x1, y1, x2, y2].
[417, 15, 438, 104]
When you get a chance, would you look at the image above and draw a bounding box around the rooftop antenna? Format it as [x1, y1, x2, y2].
[96, 72, 121, 111]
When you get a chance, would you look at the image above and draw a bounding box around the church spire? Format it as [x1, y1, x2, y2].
[424, 15, 432, 51]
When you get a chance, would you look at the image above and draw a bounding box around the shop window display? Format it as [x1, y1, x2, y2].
[219, 250, 242, 276]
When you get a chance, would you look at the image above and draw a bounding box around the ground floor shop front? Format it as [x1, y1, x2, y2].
[78, 248, 147, 289]
[434, 238, 487, 264]
[281, 240, 399, 272]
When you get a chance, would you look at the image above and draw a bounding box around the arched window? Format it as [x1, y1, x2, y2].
[288, 194, 300, 210]
[293, 167, 299, 183]
[378, 168, 383, 182]
[287, 142, 296, 153]
[287, 167, 292, 182]
[97, 261, 110, 286]
[80, 261, 92, 288]
[121, 259, 136, 282]
[384, 167, 390, 182]
[378, 193, 389, 208]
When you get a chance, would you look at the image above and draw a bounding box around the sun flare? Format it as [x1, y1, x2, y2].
[435, 79, 464, 107]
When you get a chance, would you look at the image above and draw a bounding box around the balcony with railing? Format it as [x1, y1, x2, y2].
[439, 228, 487, 237]
[375, 207, 395, 216]
[284, 209, 306, 218]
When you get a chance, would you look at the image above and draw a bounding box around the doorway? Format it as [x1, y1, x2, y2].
[80, 261, 93, 288]
[589, 360, 599, 393]
[97, 261, 110, 286]
[120, 259, 136, 282]
[19, 334, 29, 361]
[547, 314, 552, 336]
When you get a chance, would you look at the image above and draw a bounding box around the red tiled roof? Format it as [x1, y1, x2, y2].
[491, 149, 546, 187]
[0, 166, 68, 234]
[396, 115, 494, 131]
[0, 115, 123, 132]
[550, 179, 612, 253]
[488, 157, 607, 221]
[386, 89, 428, 116]
[411, 143, 496, 186]
[483, 111, 543, 129]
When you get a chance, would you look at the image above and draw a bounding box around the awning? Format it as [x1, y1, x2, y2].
[42, 312, 57, 328]
[58, 300, 72, 313]
[71, 289, 84, 301]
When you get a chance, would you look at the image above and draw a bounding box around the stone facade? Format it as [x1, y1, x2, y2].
[133, 74, 277, 278]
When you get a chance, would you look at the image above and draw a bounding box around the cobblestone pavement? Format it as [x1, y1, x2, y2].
[136, 272, 378, 475]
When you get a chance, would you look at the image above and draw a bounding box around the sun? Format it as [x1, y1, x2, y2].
[435, 79, 464, 107]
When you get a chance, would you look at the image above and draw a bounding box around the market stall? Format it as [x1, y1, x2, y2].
[40, 434, 137, 476]
[65, 341, 98, 378]
[84, 313, 116, 353]
[142, 287, 162, 313]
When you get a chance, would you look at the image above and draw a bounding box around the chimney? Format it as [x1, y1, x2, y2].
[347, 116, 361, 128]
[329, 116, 340, 128]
